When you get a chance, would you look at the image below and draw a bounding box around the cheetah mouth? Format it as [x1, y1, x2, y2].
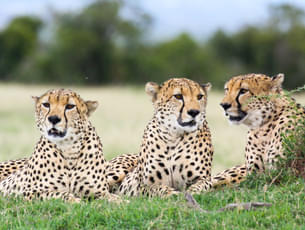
[229, 115, 244, 122]
[228, 111, 247, 122]
[48, 128, 66, 138]
[178, 120, 197, 127]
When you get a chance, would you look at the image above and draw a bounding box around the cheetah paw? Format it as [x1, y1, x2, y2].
[108, 194, 123, 204]
[66, 194, 81, 203]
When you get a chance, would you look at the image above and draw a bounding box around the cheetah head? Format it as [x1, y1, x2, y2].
[33, 89, 98, 144]
[220, 73, 284, 128]
[146, 78, 211, 134]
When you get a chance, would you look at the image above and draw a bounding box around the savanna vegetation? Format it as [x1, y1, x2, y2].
[0, 1, 305, 89]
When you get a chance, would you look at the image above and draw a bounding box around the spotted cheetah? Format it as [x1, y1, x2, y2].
[118, 78, 214, 197]
[212, 73, 305, 187]
[0, 89, 133, 202]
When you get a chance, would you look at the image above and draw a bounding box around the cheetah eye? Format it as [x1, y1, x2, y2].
[65, 104, 75, 110]
[239, 88, 248, 95]
[42, 103, 50, 108]
[174, 94, 183, 100]
[197, 94, 203, 100]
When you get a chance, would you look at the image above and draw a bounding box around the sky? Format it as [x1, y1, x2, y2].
[1, 0, 305, 40]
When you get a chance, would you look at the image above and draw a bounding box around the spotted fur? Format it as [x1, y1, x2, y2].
[0, 158, 27, 182]
[0, 154, 138, 190]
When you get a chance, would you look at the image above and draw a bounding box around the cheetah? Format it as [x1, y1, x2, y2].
[212, 73, 305, 188]
[118, 78, 214, 197]
[0, 89, 133, 202]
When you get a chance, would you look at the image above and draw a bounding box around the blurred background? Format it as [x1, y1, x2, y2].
[0, 0, 305, 173]
[1, 0, 305, 88]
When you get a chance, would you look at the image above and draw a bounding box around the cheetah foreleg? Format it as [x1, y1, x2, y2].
[211, 164, 247, 189]
[141, 184, 180, 198]
[187, 179, 212, 194]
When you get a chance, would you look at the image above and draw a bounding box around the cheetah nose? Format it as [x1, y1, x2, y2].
[48, 115, 61, 125]
[220, 103, 231, 111]
[187, 109, 200, 118]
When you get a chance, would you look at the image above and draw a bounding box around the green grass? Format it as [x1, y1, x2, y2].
[0, 178, 304, 229]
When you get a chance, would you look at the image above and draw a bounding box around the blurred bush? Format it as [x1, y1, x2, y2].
[0, 1, 305, 88]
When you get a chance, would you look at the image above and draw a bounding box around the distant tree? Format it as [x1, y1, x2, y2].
[269, 4, 305, 31]
[134, 33, 224, 85]
[268, 4, 305, 88]
[24, 0, 150, 84]
[0, 16, 42, 80]
[208, 4, 305, 89]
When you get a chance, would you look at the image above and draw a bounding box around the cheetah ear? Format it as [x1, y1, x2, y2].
[200, 82, 212, 93]
[271, 73, 284, 92]
[32, 96, 39, 104]
[145, 82, 160, 102]
[85, 100, 99, 116]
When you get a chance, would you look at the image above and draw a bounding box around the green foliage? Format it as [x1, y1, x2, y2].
[281, 104, 305, 180]
[1, 2, 305, 88]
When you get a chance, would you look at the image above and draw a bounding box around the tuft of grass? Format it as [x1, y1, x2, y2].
[241, 117, 305, 189]
[282, 108, 305, 180]
[241, 92, 305, 188]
